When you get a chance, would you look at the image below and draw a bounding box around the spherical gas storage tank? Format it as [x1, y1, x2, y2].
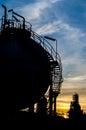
[0, 28, 51, 113]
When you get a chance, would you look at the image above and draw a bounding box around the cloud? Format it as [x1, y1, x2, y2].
[16, 1, 86, 91]
[35, 20, 61, 35]
[34, 16, 86, 92]
[36, 19, 86, 43]
[1, 0, 85, 92]
[16, 0, 60, 21]
[64, 75, 86, 82]
[13, 0, 62, 31]
[37, 0, 60, 4]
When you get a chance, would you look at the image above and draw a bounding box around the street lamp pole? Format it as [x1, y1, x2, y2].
[44, 36, 57, 60]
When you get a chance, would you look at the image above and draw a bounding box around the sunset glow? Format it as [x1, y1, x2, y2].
[56, 82, 86, 116]
[0, 0, 86, 117]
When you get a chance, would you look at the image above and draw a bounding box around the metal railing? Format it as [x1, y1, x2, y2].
[0, 13, 63, 95]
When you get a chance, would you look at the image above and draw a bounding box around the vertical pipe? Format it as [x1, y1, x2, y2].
[56, 39, 57, 60]
[49, 75, 53, 115]
[54, 95, 56, 116]
[2, 4, 7, 29]
[13, 11, 25, 29]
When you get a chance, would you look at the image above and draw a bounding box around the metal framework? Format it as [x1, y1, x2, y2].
[0, 5, 63, 116]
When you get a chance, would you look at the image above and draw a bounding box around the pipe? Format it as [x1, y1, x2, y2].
[13, 11, 25, 29]
[44, 36, 56, 41]
[2, 4, 7, 28]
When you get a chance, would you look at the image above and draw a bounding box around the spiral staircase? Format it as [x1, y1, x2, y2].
[29, 25, 63, 115]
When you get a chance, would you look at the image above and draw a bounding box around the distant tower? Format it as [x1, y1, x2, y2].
[73, 93, 79, 104]
[68, 93, 83, 119]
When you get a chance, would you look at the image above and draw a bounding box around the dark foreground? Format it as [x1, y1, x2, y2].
[6, 111, 86, 129]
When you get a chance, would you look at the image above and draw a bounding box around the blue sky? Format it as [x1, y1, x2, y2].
[0, 0, 86, 113]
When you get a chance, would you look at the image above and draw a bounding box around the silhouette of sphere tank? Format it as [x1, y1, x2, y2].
[0, 28, 51, 111]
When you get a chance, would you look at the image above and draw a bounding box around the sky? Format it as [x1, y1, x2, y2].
[0, 0, 86, 115]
